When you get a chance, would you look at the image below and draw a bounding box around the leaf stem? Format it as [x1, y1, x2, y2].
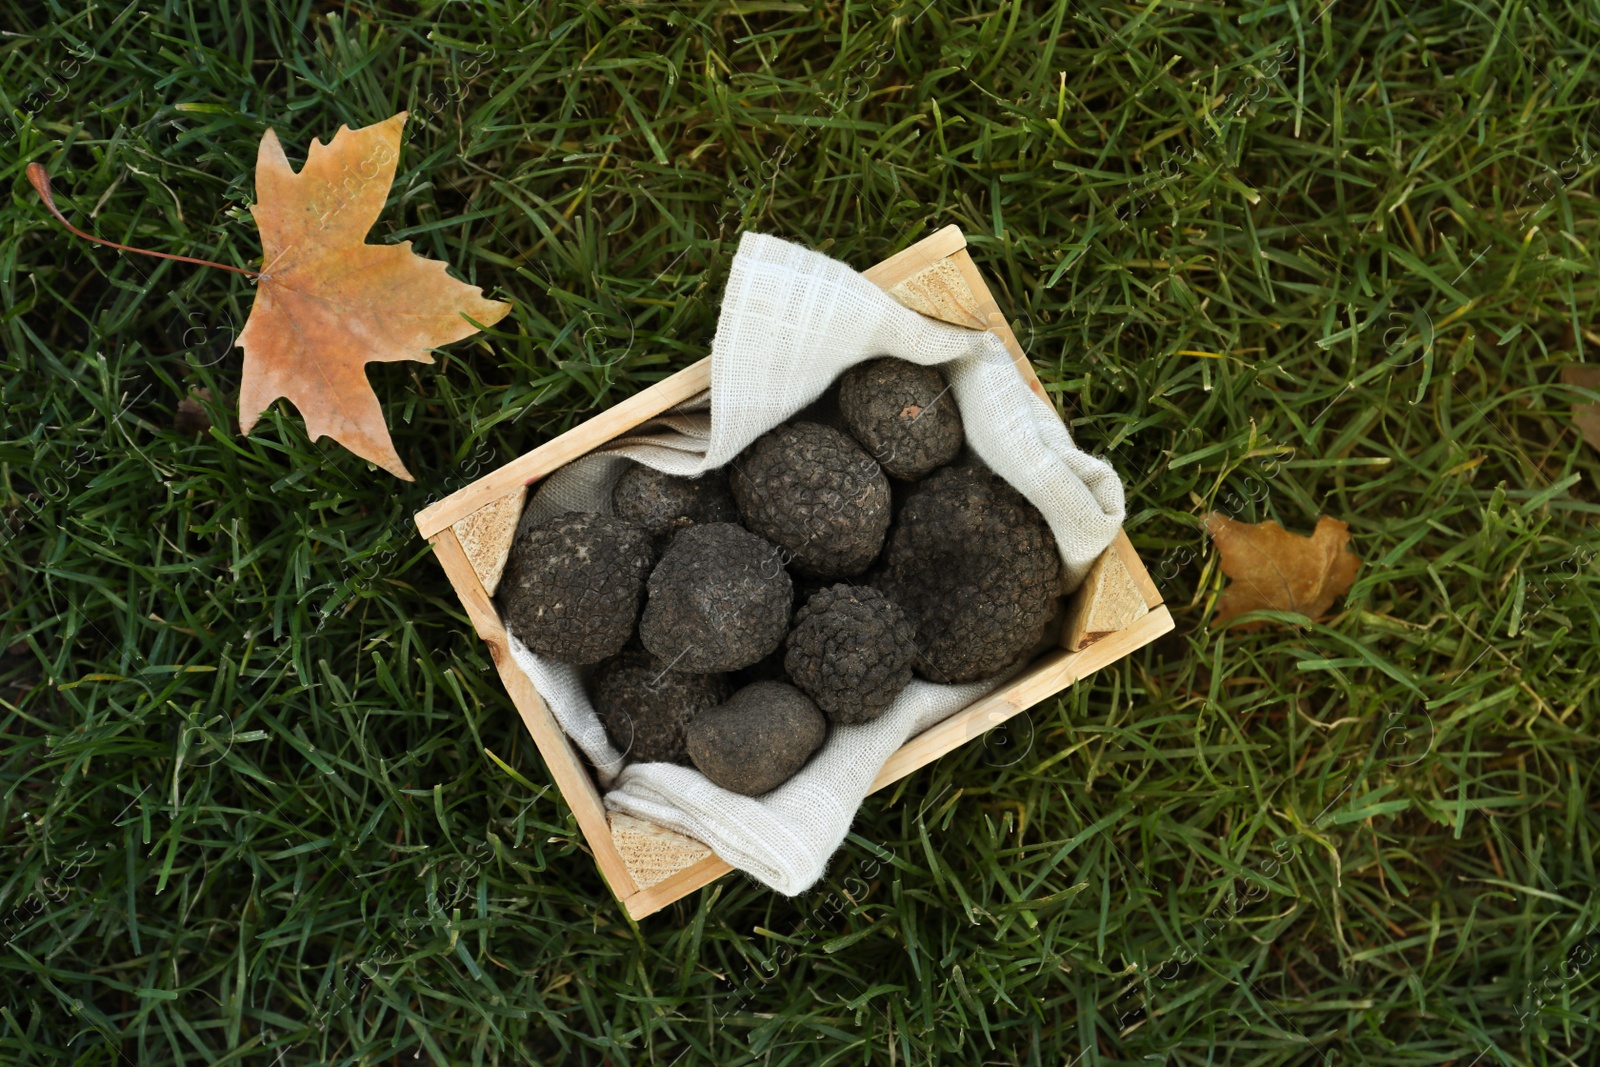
[27, 163, 262, 279]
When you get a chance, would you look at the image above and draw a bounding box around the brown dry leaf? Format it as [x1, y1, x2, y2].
[175, 387, 213, 435]
[1559, 364, 1600, 453]
[236, 112, 509, 480]
[1206, 513, 1361, 630]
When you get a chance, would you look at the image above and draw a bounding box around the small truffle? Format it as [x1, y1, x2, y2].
[592, 649, 732, 764]
[786, 584, 916, 724]
[686, 682, 827, 795]
[639, 523, 793, 672]
[729, 421, 891, 578]
[839, 358, 963, 480]
[499, 512, 654, 665]
[875, 465, 1061, 683]
[612, 464, 738, 543]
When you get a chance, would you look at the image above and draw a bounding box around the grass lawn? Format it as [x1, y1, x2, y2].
[4, 0, 1600, 1063]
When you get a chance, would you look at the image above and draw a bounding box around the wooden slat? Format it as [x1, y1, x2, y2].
[428, 524, 503, 642]
[414, 359, 712, 539]
[870, 606, 1174, 792]
[623, 853, 734, 920]
[860, 224, 968, 289]
[427, 528, 639, 900]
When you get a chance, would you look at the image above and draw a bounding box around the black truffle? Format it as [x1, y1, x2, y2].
[786, 584, 916, 724]
[591, 649, 732, 764]
[686, 682, 827, 795]
[499, 512, 654, 665]
[639, 522, 793, 672]
[612, 464, 738, 543]
[838, 358, 963, 480]
[874, 465, 1061, 683]
[729, 421, 891, 579]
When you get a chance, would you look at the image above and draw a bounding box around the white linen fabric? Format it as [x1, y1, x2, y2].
[503, 232, 1125, 896]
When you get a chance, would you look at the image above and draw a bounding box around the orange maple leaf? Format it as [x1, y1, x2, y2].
[236, 112, 509, 480]
[1206, 513, 1361, 630]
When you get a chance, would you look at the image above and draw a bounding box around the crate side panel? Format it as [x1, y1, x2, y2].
[869, 606, 1175, 793]
[415, 358, 712, 538]
[451, 484, 526, 597]
[429, 529, 639, 900]
[1112, 528, 1163, 609]
[1062, 542, 1151, 652]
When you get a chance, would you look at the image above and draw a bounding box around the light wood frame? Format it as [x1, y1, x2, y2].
[414, 226, 1173, 919]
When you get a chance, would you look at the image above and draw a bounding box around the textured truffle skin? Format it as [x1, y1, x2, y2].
[875, 465, 1061, 683]
[838, 358, 963, 480]
[612, 464, 738, 543]
[786, 584, 916, 724]
[592, 649, 732, 765]
[499, 512, 654, 665]
[686, 682, 827, 795]
[729, 421, 891, 578]
[639, 523, 793, 672]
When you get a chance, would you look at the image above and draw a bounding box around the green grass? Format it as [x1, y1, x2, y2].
[3, 0, 1600, 1063]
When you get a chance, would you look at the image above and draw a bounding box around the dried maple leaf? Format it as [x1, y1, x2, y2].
[1206, 513, 1361, 630]
[236, 112, 509, 480]
[1559, 364, 1600, 453]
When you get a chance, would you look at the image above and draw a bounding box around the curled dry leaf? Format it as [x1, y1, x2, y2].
[236, 112, 509, 480]
[1206, 512, 1361, 630]
[1559, 364, 1600, 453]
[174, 387, 214, 435]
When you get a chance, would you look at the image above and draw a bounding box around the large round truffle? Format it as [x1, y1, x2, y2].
[612, 464, 738, 543]
[839, 358, 963, 480]
[498, 512, 654, 665]
[786, 584, 916, 724]
[729, 422, 891, 578]
[874, 465, 1061, 683]
[591, 649, 732, 764]
[686, 682, 827, 795]
[639, 522, 793, 672]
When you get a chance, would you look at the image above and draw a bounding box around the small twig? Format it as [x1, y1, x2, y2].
[27, 163, 261, 279]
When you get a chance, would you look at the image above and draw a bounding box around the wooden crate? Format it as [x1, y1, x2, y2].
[413, 226, 1174, 919]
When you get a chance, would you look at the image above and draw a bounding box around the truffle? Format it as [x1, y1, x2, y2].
[591, 649, 732, 764]
[639, 522, 793, 672]
[612, 464, 738, 544]
[686, 682, 827, 795]
[838, 358, 963, 480]
[499, 512, 654, 665]
[729, 421, 891, 578]
[874, 465, 1061, 683]
[786, 584, 916, 724]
